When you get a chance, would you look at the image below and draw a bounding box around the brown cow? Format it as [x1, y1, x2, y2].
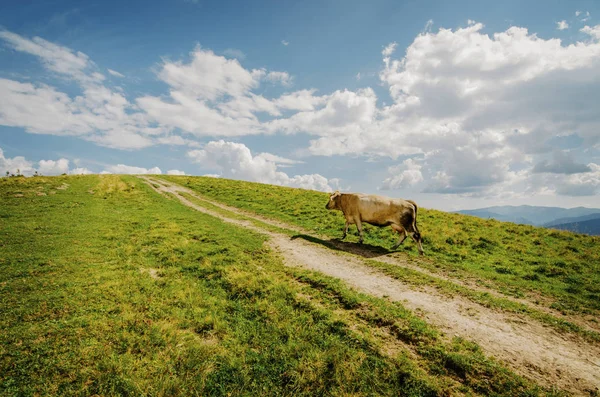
[325, 191, 424, 255]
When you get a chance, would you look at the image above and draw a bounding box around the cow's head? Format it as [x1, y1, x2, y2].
[326, 191, 341, 210]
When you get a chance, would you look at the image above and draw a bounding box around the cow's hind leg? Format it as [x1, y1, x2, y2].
[356, 219, 364, 243]
[391, 224, 407, 249]
[341, 220, 350, 240]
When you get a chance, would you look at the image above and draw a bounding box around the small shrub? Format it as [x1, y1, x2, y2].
[522, 273, 540, 281]
[494, 266, 514, 275]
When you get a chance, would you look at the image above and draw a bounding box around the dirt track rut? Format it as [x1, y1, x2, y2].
[141, 176, 600, 395]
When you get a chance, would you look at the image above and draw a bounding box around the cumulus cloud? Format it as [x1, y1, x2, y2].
[136, 47, 295, 137]
[167, 169, 186, 175]
[532, 151, 592, 174]
[156, 47, 266, 101]
[265, 71, 292, 86]
[380, 159, 424, 190]
[38, 158, 70, 175]
[102, 164, 162, 174]
[0, 148, 35, 176]
[556, 20, 569, 30]
[0, 31, 172, 150]
[268, 88, 378, 138]
[0, 147, 89, 176]
[529, 163, 600, 196]
[306, 21, 600, 196]
[70, 167, 93, 175]
[187, 140, 336, 191]
[274, 89, 327, 111]
[581, 25, 600, 40]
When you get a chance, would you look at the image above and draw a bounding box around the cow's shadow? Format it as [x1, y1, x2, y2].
[290, 234, 394, 258]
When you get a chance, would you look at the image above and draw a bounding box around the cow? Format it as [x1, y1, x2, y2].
[325, 191, 424, 255]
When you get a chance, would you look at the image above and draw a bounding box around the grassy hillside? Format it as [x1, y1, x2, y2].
[160, 175, 600, 320]
[1, 175, 557, 396]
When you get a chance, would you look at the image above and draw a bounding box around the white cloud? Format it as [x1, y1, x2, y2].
[70, 167, 93, 175]
[107, 68, 125, 77]
[257, 152, 302, 166]
[157, 46, 265, 101]
[382, 42, 397, 57]
[582, 11, 591, 22]
[265, 71, 292, 86]
[187, 140, 336, 191]
[155, 135, 187, 146]
[529, 163, 600, 196]
[0, 32, 166, 150]
[102, 164, 162, 174]
[380, 158, 424, 190]
[0, 78, 91, 136]
[281, 40, 289, 46]
[532, 151, 591, 174]
[581, 25, 600, 40]
[0, 148, 35, 176]
[137, 47, 297, 137]
[557, 20, 569, 30]
[167, 169, 186, 175]
[268, 88, 378, 138]
[0, 30, 103, 84]
[424, 19, 434, 32]
[307, 21, 600, 196]
[274, 89, 327, 111]
[0, 147, 92, 176]
[38, 158, 70, 175]
[223, 48, 245, 59]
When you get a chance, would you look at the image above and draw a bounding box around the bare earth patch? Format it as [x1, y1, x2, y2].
[140, 267, 160, 280]
[141, 176, 600, 395]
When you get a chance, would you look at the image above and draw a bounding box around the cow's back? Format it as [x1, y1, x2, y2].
[355, 194, 409, 224]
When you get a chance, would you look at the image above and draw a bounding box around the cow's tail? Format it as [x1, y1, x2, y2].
[407, 200, 421, 241]
[407, 199, 424, 255]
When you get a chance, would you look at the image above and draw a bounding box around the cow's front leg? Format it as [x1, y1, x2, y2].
[356, 219, 364, 243]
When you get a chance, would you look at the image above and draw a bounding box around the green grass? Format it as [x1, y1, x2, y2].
[159, 175, 600, 321]
[0, 175, 561, 396]
[164, 180, 600, 344]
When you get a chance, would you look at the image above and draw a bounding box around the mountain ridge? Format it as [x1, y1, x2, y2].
[454, 205, 600, 232]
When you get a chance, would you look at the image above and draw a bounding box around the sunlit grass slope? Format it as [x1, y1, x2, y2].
[161, 175, 600, 318]
[0, 175, 557, 396]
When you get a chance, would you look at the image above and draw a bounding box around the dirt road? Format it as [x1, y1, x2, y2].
[141, 176, 600, 395]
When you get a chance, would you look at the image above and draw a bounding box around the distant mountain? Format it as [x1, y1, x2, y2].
[456, 209, 533, 224]
[544, 212, 600, 227]
[455, 205, 600, 227]
[550, 218, 600, 236]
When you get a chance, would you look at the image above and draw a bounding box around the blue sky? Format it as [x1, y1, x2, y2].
[1, 0, 599, 210]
